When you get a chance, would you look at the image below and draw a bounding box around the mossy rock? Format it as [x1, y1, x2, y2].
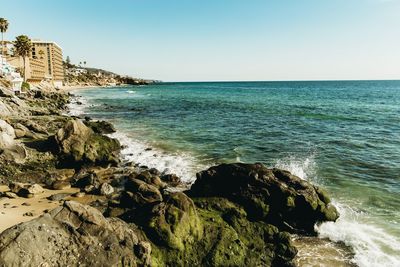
[147, 192, 202, 251]
[150, 197, 297, 266]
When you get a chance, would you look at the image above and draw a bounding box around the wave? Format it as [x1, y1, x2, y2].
[108, 131, 206, 185]
[317, 202, 400, 267]
[66, 95, 88, 116]
[274, 155, 400, 267]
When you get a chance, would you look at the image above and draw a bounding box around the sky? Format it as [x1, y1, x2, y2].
[1, 0, 400, 81]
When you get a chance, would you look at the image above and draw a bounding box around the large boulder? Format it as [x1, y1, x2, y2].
[147, 192, 202, 251]
[0, 201, 151, 266]
[0, 100, 12, 116]
[84, 120, 116, 134]
[55, 119, 121, 166]
[120, 177, 163, 208]
[188, 163, 339, 233]
[0, 119, 16, 149]
[0, 119, 27, 163]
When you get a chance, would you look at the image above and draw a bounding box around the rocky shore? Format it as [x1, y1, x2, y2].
[0, 84, 340, 266]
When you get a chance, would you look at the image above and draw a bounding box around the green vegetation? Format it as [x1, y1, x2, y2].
[21, 81, 30, 90]
[13, 35, 32, 82]
[0, 18, 9, 58]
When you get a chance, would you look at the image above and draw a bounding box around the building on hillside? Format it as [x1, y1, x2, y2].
[31, 40, 64, 87]
[67, 68, 87, 76]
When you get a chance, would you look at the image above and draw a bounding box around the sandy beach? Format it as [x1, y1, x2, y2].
[0, 185, 105, 233]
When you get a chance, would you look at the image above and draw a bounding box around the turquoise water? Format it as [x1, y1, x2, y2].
[72, 81, 400, 266]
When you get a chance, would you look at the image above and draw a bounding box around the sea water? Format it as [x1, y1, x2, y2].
[70, 81, 400, 266]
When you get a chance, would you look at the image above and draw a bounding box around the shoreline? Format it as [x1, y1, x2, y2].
[0, 83, 349, 266]
[69, 87, 356, 267]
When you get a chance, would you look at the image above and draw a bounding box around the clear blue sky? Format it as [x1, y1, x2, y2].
[2, 0, 400, 81]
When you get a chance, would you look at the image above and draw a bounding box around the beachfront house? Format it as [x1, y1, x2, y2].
[0, 55, 23, 93]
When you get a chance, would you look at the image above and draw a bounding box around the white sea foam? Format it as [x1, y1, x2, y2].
[66, 95, 88, 116]
[126, 90, 136, 94]
[274, 155, 400, 267]
[317, 202, 400, 267]
[274, 155, 316, 180]
[108, 131, 206, 184]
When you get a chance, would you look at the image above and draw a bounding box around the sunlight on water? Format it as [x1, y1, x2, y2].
[71, 81, 400, 266]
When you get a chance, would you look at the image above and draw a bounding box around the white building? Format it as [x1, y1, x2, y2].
[0, 55, 23, 93]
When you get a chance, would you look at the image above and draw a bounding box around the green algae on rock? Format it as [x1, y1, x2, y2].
[55, 119, 121, 167]
[188, 163, 339, 233]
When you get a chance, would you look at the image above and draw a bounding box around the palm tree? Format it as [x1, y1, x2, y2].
[0, 18, 9, 65]
[14, 35, 32, 82]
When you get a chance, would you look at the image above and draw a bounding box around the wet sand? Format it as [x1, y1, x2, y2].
[0, 185, 102, 233]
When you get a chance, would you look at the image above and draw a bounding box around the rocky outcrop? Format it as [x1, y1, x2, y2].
[84, 119, 116, 134]
[55, 119, 121, 167]
[0, 119, 27, 164]
[0, 201, 151, 267]
[188, 163, 339, 232]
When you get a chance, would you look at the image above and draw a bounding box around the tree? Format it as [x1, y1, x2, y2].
[14, 35, 32, 82]
[83, 61, 86, 67]
[0, 18, 9, 65]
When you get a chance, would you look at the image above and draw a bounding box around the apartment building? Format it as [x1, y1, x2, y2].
[31, 40, 64, 87]
[6, 55, 46, 84]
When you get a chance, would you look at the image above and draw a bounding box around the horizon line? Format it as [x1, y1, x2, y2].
[160, 78, 400, 83]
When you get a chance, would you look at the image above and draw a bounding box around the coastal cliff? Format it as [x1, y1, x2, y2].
[0, 84, 339, 266]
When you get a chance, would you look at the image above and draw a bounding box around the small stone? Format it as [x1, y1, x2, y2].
[21, 202, 31, 206]
[72, 192, 85, 198]
[23, 212, 34, 216]
[47, 193, 70, 201]
[84, 185, 95, 193]
[99, 183, 114, 196]
[51, 181, 71, 190]
[18, 184, 44, 198]
[2, 192, 18, 199]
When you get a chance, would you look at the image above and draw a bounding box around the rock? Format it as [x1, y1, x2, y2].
[0, 100, 12, 116]
[84, 185, 96, 193]
[24, 120, 48, 134]
[47, 193, 70, 201]
[84, 120, 116, 134]
[0, 87, 14, 97]
[23, 212, 34, 217]
[0, 201, 151, 266]
[8, 182, 25, 193]
[55, 119, 121, 166]
[147, 192, 203, 251]
[133, 171, 166, 189]
[0, 119, 16, 152]
[51, 180, 71, 190]
[99, 183, 114, 196]
[0, 119, 15, 139]
[47, 168, 75, 181]
[121, 178, 163, 208]
[17, 184, 45, 198]
[161, 173, 181, 187]
[72, 191, 85, 198]
[188, 163, 339, 233]
[1, 192, 18, 199]
[0, 144, 27, 164]
[13, 128, 26, 139]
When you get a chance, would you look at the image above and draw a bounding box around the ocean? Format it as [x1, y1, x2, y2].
[70, 81, 400, 267]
